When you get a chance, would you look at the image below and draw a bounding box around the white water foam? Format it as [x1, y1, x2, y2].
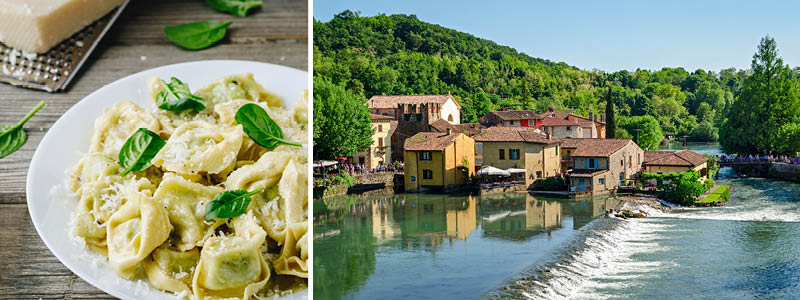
[517, 219, 673, 300]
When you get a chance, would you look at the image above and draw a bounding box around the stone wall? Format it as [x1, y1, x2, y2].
[313, 172, 399, 199]
[769, 163, 800, 183]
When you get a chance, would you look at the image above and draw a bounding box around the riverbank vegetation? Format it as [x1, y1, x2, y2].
[642, 171, 715, 206]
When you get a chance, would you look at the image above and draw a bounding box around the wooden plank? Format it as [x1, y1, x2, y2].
[0, 0, 307, 298]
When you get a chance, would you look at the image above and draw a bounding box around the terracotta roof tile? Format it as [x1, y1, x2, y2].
[570, 139, 636, 157]
[487, 110, 544, 121]
[542, 117, 580, 127]
[405, 132, 463, 151]
[368, 94, 460, 109]
[430, 119, 454, 132]
[570, 113, 606, 125]
[560, 138, 583, 149]
[453, 123, 483, 136]
[473, 126, 556, 144]
[644, 150, 708, 167]
[370, 113, 395, 121]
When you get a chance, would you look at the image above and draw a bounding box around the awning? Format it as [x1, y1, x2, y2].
[504, 168, 526, 174]
[314, 160, 338, 167]
[477, 166, 511, 176]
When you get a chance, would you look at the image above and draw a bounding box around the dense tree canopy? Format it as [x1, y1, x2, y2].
[720, 36, 800, 155]
[620, 115, 663, 151]
[313, 77, 374, 159]
[315, 12, 798, 155]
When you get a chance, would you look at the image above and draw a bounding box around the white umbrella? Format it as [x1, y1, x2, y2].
[504, 168, 526, 174]
[477, 166, 511, 176]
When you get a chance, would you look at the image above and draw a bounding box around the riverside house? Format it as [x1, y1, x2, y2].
[568, 139, 644, 196]
[473, 126, 561, 189]
[351, 113, 396, 168]
[643, 150, 710, 182]
[404, 129, 475, 192]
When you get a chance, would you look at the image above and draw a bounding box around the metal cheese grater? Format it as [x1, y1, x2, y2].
[0, 0, 130, 92]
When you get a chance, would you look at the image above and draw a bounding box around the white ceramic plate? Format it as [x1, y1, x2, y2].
[26, 60, 308, 300]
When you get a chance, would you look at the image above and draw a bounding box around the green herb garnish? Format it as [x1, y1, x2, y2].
[164, 20, 233, 50]
[204, 189, 263, 221]
[0, 101, 45, 159]
[235, 103, 301, 148]
[156, 77, 206, 111]
[206, 0, 263, 17]
[118, 128, 166, 176]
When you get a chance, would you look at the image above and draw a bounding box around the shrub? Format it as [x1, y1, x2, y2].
[643, 170, 705, 205]
[341, 172, 355, 186]
[534, 177, 567, 191]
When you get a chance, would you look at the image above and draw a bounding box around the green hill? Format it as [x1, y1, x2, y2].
[314, 10, 750, 142]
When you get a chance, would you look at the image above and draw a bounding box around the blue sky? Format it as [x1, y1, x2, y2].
[314, 0, 800, 72]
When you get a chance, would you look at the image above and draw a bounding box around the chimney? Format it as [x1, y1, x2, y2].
[601, 114, 605, 122]
[549, 106, 554, 113]
[589, 112, 593, 120]
[447, 128, 452, 135]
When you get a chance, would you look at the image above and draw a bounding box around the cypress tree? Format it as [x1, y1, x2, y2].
[605, 85, 616, 138]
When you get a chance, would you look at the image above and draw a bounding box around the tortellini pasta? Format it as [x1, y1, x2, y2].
[152, 121, 244, 176]
[68, 74, 308, 299]
[89, 101, 160, 159]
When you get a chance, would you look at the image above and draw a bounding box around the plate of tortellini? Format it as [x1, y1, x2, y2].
[26, 60, 309, 300]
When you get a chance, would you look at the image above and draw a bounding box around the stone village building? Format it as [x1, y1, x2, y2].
[403, 129, 475, 192]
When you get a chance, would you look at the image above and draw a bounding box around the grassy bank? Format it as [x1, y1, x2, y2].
[696, 185, 731, 205]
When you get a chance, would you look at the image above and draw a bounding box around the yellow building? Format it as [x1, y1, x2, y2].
[473, 126, 561, 188]
[404, 130, 475, 192]
[643, 150, 709, 182]
[353, 114, 396, 169]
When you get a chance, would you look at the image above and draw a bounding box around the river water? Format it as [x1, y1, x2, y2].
[313, 143, 800, 300]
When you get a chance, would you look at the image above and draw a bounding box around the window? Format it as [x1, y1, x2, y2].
[475, 143, 483, 155]
[586, 158, 596, 169]
[621, 159, 624, 167]
[629, 155, 632, 168]
[536, 171, 542, 178]
[599, 178, 605, 185]
[420, 151, 432, 160]
[619, 172, 624, 181]
[499, 149, 505, 160]
[567, 126, 572, 131]
[448, 114, 454, 122]
[423, 169, 433, 180]
[510, 149, 520, 160]
[378, 124, 383, 132]
[410, 176, 417, 182]
[378, 138, 383, 147]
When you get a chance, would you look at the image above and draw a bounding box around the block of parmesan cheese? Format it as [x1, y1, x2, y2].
[0, 0, 124, 53]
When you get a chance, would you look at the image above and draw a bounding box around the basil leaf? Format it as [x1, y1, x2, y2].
[0, 101, 45, 159]
[118, 128, 166, 176]
[206, 0, 263, 17]
[235, 103, 301, 148]
[204, 189, 262, 221]
[156, 77, 206, 111]
[164, 20, 232, 50]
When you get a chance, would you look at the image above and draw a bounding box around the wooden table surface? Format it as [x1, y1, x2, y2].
[0, 0, 307, 298]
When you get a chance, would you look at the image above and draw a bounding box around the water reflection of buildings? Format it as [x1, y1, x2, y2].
[480, 193, 562, 241]
[398, 195, 478, 251]
[571, 196, 618, 229]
